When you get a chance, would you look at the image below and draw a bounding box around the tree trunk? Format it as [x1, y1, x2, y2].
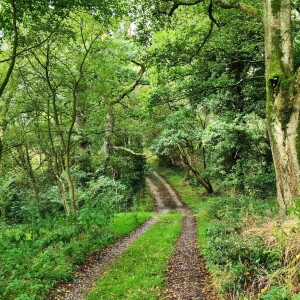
[103, 105, 115, 160]
[178, 146, 213, 194]
[64, 154, 76, 213]
[264, 0, 300, 210]
[191, 168, 213, 195]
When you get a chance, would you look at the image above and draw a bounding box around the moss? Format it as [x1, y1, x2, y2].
[266, 34, 284, 82]
[281, 75, 296, 94]
[278, 77, 296, 129]
[271, 0, 281, 15]
[266, 71, 296, 130]
[271, 33, 283, 59]
[297, 122, 300, 162]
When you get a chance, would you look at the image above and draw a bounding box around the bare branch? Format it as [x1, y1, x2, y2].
[112, 146, 146, 157]
[166, 0, 203, 16]
[208, 0, 220, 26]
[190, 21, 214, 63]
[0, 32, 55, 64]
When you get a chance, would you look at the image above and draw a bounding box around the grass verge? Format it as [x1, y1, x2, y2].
[153, 166, 212, 248]
[86, 213, 183, 300]
[0, 212, 154, 300]
[155, 165, 300, 300]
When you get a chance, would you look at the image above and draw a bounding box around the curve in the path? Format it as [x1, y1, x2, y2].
[149, 171, 217, 300]
[145, 177, 165, 209]
[152, 171, 183, 208]
[48, 171, 216, 300]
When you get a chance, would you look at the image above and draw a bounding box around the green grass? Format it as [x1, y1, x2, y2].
[109, 212, 156, 238]
[154, 164, 295, 299]
[0, 212, 154, 300]
[132, 187, 156, 212]
[86, 213, 183, 300]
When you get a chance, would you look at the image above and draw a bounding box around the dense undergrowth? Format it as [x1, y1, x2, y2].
[157, 165, 300, 300]
[0, 189, 154, 300]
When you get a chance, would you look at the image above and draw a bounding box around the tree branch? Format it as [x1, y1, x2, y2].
[208, 0, 220, 26]
[0, 0, 18, 98]
[190, 21, 214, 63]
[214, 0, 262, 20]
[0, 32, 55, 64]
[164, 0, 203, 16]
[112, 64, 146, 105]
[112, 146, 146, 157]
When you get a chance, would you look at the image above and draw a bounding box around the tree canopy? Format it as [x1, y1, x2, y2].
[1, 0, 300, 298]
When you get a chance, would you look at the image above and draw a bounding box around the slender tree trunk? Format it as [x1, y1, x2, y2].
[178, 146, 213, 194]
[103, 104, 115, 160]
[0, 0, 18, 98]
[24, 144, 41, 209]
[191, 168, 213, 194]
[64, 153, 76, 213]
[58, 178, 70, 215]
[264, 0, 300, 210]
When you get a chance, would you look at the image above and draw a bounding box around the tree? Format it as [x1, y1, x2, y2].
[152, 108, 213, 194]
[264, 0, 300, 210]
[137, 0, 299, 210]
[143, 2, 275, 196]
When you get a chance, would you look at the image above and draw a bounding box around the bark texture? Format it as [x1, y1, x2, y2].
[264, 0, 300, 210]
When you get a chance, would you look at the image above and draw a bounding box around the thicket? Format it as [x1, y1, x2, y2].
[0, 210, 153, 299]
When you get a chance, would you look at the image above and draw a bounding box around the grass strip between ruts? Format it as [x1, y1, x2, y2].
[86, 213, 183, 300]
[154, 166, 212, 248]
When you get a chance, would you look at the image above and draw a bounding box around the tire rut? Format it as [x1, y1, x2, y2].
[149, 171, 217, 300]
[48, 171, 216, 300]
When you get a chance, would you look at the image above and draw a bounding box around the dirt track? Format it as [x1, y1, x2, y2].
[48, 171, 216, 300]
[148, 172, 216, 300]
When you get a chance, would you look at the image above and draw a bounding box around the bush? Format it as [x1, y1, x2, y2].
[202, 196, 283, 299]
[260, 286, 292, 300]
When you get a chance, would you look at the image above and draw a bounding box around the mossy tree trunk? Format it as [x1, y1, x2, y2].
[264, 0, 300, 211]
[155, 0, 300, 209]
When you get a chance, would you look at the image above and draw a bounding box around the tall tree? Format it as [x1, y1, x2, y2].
[264, 0, 300, 210]
[139, 0, 298, 210]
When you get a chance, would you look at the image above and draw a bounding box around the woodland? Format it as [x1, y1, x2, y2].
[1, 0, 300, 299]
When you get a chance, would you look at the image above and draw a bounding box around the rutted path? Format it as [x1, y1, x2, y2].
[47, 187, 167, 299]
[148, 171, 216, 300]
[48, 171, 216, 300]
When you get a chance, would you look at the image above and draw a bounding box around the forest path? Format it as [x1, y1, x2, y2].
[148, 171, 216, 300]
[48, 171, 215, 300]
[47, 185, 168, 299]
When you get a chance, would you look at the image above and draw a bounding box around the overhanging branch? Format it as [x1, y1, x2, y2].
[214, 0, 262, 20]
[112, 146, 145, 156]
[112, 63, 146, 105]
[163, 0, 203, 16]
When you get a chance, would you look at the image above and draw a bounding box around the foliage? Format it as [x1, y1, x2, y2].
[1, 0, 299, 298]
[0, 211, 153, 299]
